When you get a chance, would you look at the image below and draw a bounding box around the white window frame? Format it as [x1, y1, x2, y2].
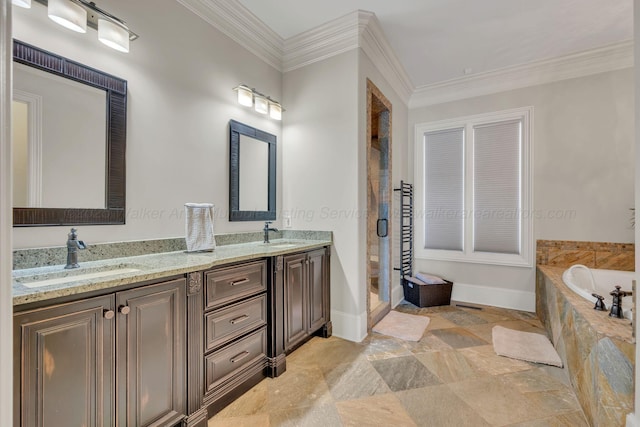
[414, 107, 533, 267]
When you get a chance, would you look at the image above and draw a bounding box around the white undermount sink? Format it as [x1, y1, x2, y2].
[269, 243, 298, 249]
[16, 264, 143, 289]
[262, 240, 301, 249]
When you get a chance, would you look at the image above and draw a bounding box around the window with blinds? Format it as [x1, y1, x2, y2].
[424, 128, 464, 251]
[415, 107, 532, 267]
[473, 120, 521, 254]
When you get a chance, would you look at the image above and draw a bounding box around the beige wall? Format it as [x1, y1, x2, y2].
[409, 69, 634, 310]
[281, 48, 410, 341]
[12, 0, 282, 248]
[11, 100, 27, 207]
[282, 50, 362, 340]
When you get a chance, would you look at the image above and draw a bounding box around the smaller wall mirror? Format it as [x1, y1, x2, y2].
[229, 120, 276, 221]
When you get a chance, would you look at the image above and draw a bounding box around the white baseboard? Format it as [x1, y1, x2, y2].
[392, 284, 405, 307]
[330, 309, 368, 342]
[627, 413, 637, 427]
[451, 282, 536, 312]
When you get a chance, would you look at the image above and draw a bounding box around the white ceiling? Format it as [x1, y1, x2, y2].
[237, 0, 633, 88]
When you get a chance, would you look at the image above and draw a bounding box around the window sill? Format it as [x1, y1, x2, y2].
[416, 250, 533, 268]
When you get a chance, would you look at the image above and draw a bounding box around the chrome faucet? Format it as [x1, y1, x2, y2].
[263, 221, 278, 244]
[65, 228, 87, 269]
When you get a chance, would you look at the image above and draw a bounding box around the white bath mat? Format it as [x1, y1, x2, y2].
[372, 311, 430, 342]
[492, 326, 563, 368]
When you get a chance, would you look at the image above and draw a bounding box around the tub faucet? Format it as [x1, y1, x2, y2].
[591, 293, 607, 311]
[609, 285, 631, 319]
[65, 228, 87, 269]
[263, 221, 278, 244]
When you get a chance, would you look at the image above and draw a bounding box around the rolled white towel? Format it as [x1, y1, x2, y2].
[185, 203, 216, 252]
[416, 272, 447, 285]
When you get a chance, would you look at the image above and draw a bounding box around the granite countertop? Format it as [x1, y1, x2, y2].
[13, 238, 331, 306]
[537, 265, 633, 344]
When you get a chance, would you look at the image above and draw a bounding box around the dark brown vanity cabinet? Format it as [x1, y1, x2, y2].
[13, 294, 115, 427]
[12, 246, 332, 427]
[13, 278, 186, 427]
[200, 260, 268, 416]
[283, 248, 330, 352]
[116, 279, 186, 426]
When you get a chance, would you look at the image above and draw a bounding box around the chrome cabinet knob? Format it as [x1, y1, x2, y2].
[103, 309, 115, 319]
[119, 305, 131, 315]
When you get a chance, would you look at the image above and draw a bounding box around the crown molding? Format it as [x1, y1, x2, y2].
[410, 40, 634, 109]
[283, 10, 413, 103]
[283, 11, 360, 73]
[177, 0, 284, 71]
[177, 1, 627, 108]
[178, 2, 414, 103]
[358, 12, 413, 103]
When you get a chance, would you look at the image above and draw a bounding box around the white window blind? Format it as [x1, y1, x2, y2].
[415, 106, 532, 267]
[473, 120, 522, 254]
[424, 128, 464, 251]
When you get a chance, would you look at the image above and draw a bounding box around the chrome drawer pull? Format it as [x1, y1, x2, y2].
[230, 278, 250, 286]
[230, 315, 250, 325]
[230, 351, 250, 363]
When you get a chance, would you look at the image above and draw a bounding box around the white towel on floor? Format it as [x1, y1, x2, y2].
[416, 272, 447, 285]
[185, 203, 216, 252]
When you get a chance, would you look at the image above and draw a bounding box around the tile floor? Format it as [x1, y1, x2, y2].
[208, 304, 589, 427]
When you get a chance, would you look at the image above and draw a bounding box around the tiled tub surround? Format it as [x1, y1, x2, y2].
[537, 265, 634, 426]
[12, 230, 332, 306]
[536, 239, 635, 271]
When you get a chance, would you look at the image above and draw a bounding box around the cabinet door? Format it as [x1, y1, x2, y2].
[14, 295, 115, 427]
[283, 253, 308, 351]
[116, 278, 186, 427]
[307, 249, 327, 333]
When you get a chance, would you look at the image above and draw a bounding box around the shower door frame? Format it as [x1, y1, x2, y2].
[366, 79, 393, 330]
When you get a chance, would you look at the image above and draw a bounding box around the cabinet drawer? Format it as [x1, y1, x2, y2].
[205, 327, 267, 394]
[205, 295, 267, 352]
[205, 260, 267, 309]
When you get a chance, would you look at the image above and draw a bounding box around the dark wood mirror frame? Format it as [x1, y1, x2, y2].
[229, 120, 276, 221]
[13, 39, 127, 227]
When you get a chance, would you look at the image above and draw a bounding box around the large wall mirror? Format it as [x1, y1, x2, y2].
[229, 120, 276, 221]
[12, 40, 127, 226]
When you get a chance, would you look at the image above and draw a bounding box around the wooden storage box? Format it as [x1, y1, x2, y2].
[402, 277, 453, 307]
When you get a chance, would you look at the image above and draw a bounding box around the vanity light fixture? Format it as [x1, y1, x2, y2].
[48, 0, 87, 33]
[32, 0, 138, 52]
[269, 102, 282, 120]
[232, 85, 284, 121]
[236, 85, 254, 107]
[98, 18, 129, 52]
[254, 95, 269, 115]
[12, 0, 32, 9]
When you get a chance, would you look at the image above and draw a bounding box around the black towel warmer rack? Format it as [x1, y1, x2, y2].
[394, 181, 413, 283]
